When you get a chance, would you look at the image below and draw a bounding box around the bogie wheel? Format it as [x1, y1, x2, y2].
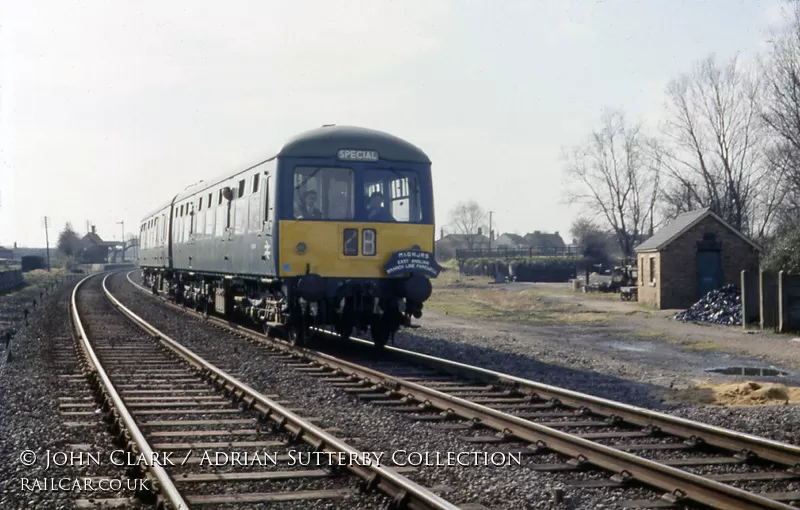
[336, 323, 354, 341]
[370, 323, 391, 349]
[288, 325, 307, 347]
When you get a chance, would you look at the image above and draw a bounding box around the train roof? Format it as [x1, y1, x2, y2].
[140, 196, 177, 224]
[140, 126, 429, 222]
[277, 125, 431, 164]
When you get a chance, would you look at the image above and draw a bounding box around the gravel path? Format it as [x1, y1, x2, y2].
[391, 310, 800, 448]
[0, 275, 149, 510]
[85, 274, 394, 510]
[114, 272, 699, 509]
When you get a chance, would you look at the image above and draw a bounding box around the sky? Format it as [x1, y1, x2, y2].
[0, 0, 790, 248]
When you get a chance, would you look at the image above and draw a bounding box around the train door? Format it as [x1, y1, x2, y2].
[161, 213, 167, 266]
[261, 172, 275, 271]
[188, 203, 196, 245]
[227, 182, 241, 242]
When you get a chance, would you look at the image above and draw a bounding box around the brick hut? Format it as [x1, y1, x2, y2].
[634, 208, 760, 309]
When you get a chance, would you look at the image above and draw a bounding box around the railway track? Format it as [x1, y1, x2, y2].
[123, 269, 800, 510]
[71, 272, 462, 509]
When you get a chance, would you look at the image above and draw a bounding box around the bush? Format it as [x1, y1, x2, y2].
[460, 256, 586, 282]
[763, 227, 800, 273]
[63, 258, 80, 273]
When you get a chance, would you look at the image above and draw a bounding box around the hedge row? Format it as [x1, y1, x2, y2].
[460, 256, 586, 282]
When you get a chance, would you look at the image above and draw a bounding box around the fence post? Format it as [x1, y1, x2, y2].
[741, 270, 748, 330]
[759, 269, 766, 331]
[741, 270, 759, 329]
[778, 270, 785, 334]
[759, 269, 778, 331]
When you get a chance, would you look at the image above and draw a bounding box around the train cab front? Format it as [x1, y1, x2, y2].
[276, 141, 439, 347]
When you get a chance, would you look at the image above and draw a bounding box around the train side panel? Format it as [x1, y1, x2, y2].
[170, 160, 278, 278]
[138, 203, 173, 271]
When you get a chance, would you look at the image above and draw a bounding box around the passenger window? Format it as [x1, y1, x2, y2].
[238, 179, 246, 198]
[252, 174, 259, 194]
[293, 167, 354, 220]
[205, 206, 213, 236]
[364, 170, 421, 223]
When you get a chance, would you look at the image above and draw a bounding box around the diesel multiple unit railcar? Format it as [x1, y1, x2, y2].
[138, 125, 441, 347]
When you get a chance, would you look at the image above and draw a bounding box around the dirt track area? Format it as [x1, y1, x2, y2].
[420, 271, 800, 407]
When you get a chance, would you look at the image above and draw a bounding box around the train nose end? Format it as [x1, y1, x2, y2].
[404, 274, 432, 303]
[297, 273, 325, 301]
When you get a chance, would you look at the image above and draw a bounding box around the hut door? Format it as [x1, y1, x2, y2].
[696, 233, 722, 298]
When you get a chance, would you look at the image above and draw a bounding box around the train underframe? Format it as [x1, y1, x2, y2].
[141, 268, 432, 348]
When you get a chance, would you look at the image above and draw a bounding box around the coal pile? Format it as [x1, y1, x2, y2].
[675, 284, 742, 326]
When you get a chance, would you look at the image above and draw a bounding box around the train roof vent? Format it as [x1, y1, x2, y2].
[322, 124, 336, 127]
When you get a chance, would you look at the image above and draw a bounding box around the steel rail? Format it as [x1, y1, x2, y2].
[257, 343, 800, 510]
[72, 273, 189, 510]
[124, 270, 800, 509]
[356, 339, 800, 468]
[104, 273, 460, 510]
[125, 269, 800, 468]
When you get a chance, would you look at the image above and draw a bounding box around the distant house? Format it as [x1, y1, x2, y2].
[523, 231, 566, 251]
[0, 245, 13, 260]
[494, 233, 527, 249]
[435, 231, 490, 260]
[12, 247, 49, 263]
[634, 208, 760, 309]
[79, 226, 118, 264]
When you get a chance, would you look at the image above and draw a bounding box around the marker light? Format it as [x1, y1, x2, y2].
[363, 229, 376, 256]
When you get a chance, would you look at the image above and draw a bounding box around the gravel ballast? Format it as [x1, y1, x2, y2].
[0, 276, 149, 509]
[112, 272, 795, 508]
[393, 320, 800, 447]
[82, 275, 393, 510]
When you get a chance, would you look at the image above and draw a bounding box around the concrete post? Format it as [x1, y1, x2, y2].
[759, 269, 778, 331]
[778, 270, 785, 333]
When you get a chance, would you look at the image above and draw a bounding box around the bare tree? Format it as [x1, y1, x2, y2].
[570, 217, 613, 267]
[448, 200, 488, 250]
[662, 55, 779, 237]
[565, 110, 662, 259]
[762, 1, 800, 233]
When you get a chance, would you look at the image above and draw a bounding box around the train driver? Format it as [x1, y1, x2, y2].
[296, 190, 323, 219]
[367, 191, 394, 222]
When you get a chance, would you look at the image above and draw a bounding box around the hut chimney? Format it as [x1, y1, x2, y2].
[91, 225, 96, 234]
[477, 227, 483, 236]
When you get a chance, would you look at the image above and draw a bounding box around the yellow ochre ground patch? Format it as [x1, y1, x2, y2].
[664, 381, 800, 406]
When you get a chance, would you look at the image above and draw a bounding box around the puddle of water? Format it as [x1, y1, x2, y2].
[608, 341, 653, 353]
[706, 366, 788, 377]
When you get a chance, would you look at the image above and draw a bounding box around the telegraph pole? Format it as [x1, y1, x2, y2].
[41, 216, 51, 272]
[117, 221, 125, 262]
[488, 211, 494, 250]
